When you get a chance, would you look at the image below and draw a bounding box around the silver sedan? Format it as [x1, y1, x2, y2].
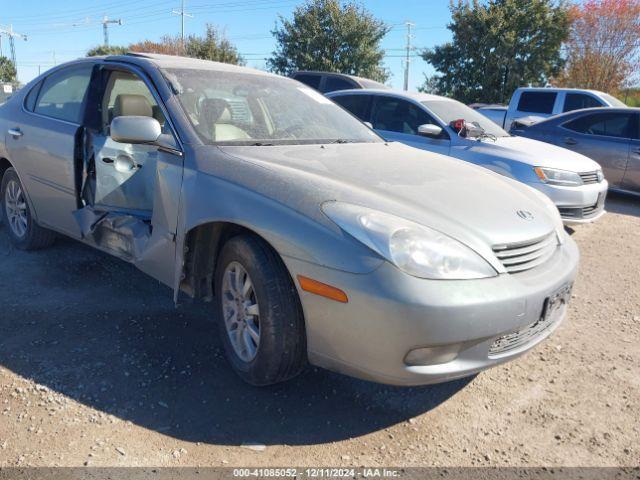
[0, 54, 579, 386]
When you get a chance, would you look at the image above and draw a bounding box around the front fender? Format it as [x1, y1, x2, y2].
[172, 168, 384, 300]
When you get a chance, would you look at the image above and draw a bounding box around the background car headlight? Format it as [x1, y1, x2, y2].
[534, 167, 583, 186]
[322, 202, 496, 280]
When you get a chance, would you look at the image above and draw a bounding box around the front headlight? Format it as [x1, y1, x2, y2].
[534, 167, 583, 186]
[322, 202, 496, 280]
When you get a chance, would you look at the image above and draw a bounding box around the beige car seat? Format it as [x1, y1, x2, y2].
[199, 98, 250, 142]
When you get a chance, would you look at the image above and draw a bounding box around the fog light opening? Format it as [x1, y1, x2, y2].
[404, 344, 462, 366]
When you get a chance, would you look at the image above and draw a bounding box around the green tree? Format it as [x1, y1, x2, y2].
[268, 0, 390, 82]
[0, 56, 17, 83]
[185, 25, 244, 65]
[86, 45, 128, 57]
[421, 0, 570, 104]
[127, 25, 244, 65]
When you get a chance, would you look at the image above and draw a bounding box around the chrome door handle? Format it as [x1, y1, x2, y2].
[8, 128, 23, 138]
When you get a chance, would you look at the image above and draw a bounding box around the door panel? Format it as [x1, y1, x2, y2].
[5, 63, 94, 236]
[560, 112, 634, 187]
[6, 115, 81, 236]
[622, 139, 640, 193]
[93, 135, 157, 215]
[90, 70, 169, 216]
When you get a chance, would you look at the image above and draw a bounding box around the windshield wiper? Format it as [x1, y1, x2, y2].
[247, 142, 276, 146]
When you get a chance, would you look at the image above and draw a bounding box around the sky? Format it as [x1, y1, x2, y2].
[1, 0, 454, 91]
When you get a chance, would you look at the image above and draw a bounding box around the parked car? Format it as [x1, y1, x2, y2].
[0, 83, 16, 105]
[328, 88, 608, 224]
[477, 87, 627, 131]
[0, 53, 578, 387]
[290, 70, 389, 93]
[515, 107, 640, 197]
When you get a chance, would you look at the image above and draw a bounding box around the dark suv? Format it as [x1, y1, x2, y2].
[290, 71, 388, 94]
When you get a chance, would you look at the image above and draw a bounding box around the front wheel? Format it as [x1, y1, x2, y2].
[1, 168, 56, 250]
[214, 234, 307, 386]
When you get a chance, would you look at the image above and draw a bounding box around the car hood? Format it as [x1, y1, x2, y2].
[213, 142, 561, 260]
[455, 135, 602, 171]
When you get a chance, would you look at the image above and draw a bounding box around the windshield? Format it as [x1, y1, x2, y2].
[423, 99, 510, 137]
[600, 93, 627, 108]
[163, 68, 382, 145]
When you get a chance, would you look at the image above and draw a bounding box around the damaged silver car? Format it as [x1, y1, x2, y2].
[0, 54, 579, 386]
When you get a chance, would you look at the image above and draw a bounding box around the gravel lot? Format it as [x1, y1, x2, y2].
[0, 193, 638, 468]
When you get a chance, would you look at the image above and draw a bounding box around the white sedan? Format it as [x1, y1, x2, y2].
[328, 89, 608, 224]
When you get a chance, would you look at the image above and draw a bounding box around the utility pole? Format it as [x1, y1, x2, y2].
[172, 0, 193, 52]
[0, 25, 28, 67]
[102, 16, 122, 47]
[403, 21, 415, 91]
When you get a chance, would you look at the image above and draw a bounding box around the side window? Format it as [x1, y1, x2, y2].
[322, 76, 356, 93]
[564, 112, 633, 139]
[24, 81, 43, 112]
[516, 91, 557, 114]
[563, 93, 603, 113]
[34, 65, 93, 123]
[293, 73, 322, 91]
[103, 71, 166, 132]
[371, 97, 439, 135]
[332, 94, 371, 121]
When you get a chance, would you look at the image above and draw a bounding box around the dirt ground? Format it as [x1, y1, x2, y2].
[0, 193, 638, 468]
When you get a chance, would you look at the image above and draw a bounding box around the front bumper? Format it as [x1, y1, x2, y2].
[532, 180, 608, 224]
[284, 235, 579, 386]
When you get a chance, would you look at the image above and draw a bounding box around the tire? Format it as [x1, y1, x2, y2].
[1, 168, 56, 250]
[214, 234, 307, 386]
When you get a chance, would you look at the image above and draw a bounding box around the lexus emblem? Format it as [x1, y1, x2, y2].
[517, 210, 534, 221]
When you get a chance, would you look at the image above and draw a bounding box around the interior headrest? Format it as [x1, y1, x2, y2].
[113, 94, 153, 118]
[200, 98, 231, 127]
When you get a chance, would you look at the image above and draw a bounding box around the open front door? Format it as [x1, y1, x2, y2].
[75, 64, 183, 287]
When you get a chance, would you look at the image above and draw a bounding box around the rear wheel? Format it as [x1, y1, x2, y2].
[1, 168, 56, 250]
[214, 234, 307, 386]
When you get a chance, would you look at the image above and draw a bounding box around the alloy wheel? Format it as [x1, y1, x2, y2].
[4, 179, 28, 239]
[221, 261, 261, 362]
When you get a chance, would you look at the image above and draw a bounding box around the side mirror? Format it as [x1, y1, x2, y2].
[417, 123, 443, 138]
[110, 116, 161, 144]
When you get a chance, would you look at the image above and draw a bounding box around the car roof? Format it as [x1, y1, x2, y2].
[292, 71, 388, 88]
[515, 86, 610, 96]
[532, 106, 640, 126]
[327, 88, 456, 103]
[104, 52, 276, 77]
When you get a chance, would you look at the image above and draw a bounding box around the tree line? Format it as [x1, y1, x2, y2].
[1, 0, 638, 104]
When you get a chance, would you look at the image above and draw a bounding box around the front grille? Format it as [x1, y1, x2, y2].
[492, 233, 558, 274]
[559, 201, 602, 219]
[579, 171, 600, 184]
[582, 203, 600, 217]
[489, 314, 560, 356]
